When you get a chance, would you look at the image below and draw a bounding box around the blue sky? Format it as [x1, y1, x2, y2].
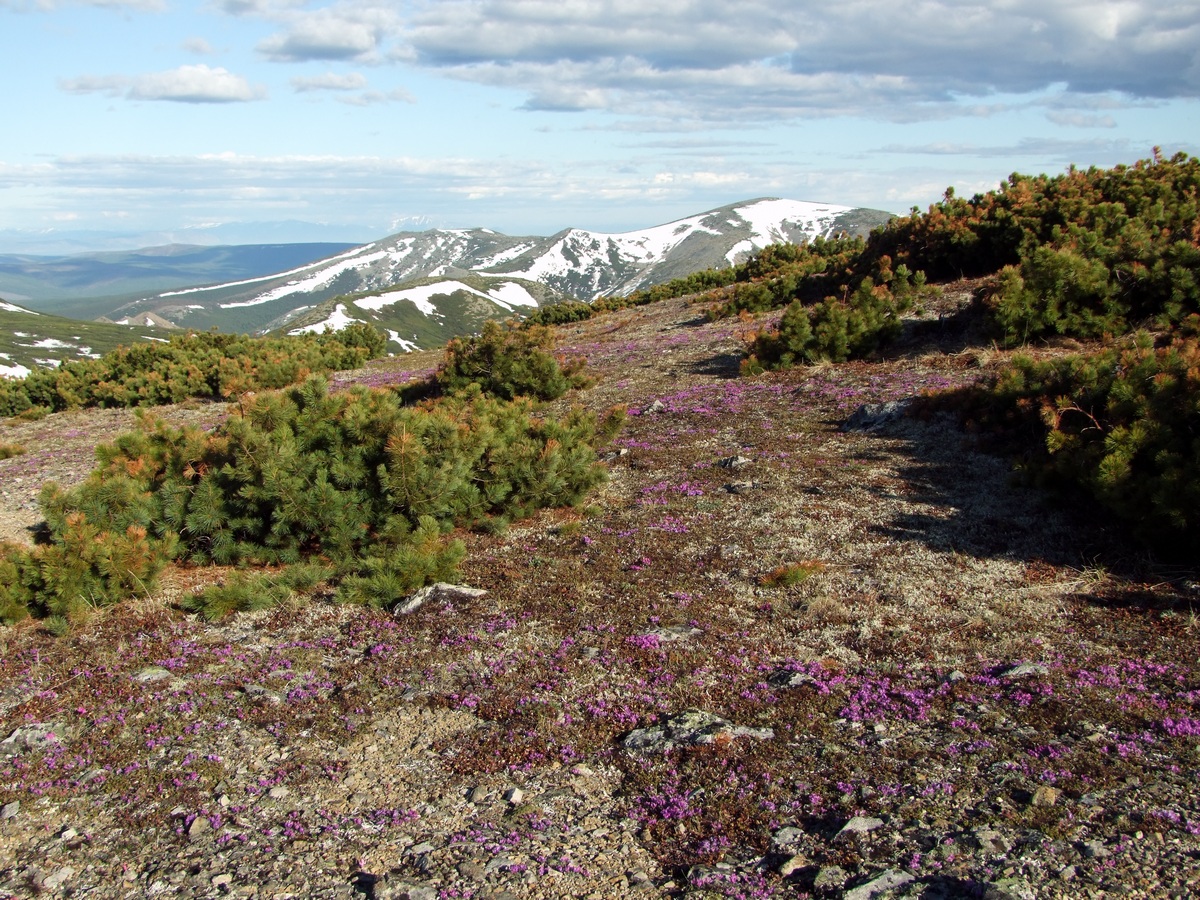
[2, 0, 1198, 251]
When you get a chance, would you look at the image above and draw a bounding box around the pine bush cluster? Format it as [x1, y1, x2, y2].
[742, 260, 927, 371]
[954, 334, 1200, 555]
[0, 323, 386, 417]
[436, 320, 589, 401]
[1, 330, 620, 625]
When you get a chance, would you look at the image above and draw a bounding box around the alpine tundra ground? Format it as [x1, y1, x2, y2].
[0, 292, 1198, 899]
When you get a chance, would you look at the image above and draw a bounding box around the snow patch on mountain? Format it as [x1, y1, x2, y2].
[484, 282, 539, 310]
[738, 199, 850, 244]
[222, 250, 390, 308]
[287, 303, 359, 335]
[354, 280, 537, 316]
[0, 301, 39, 315]
[161, 245, 366, 298]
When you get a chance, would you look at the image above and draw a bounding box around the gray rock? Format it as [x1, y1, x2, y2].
[375, 878, 437, 900]
[836, 816, 885, 838]
[622, 710, 773, 753]
[1, 800, 18, 820]
[767, 669, 818, 689]
[723, 480, 764, 495]
[716, 454, 751, 469]
[643, 400, 667, 415]
[770, 826, 805, 848]
[1000, 663, 1050, 679]
[186, 816, 211, 840]
[973, 827, 1012, 855]
[467, 785, 488, 804]
[395, 582, 487, 615]
[641, 624, 703, 643]
[778, 854, 808, 877]
[241, 684, 284, 705]
[1081, 839, 1110, 859]
[408, 842, 436, 855]
[812, 866, 848, 890]
[133, 667, 174, 683]
[984, 878, 1037, 900]
[1, 723, 69, 757]
[457, 860, 486, 881]
[843, 400, 911, 434]
[843, 869, 915, 899]
[42, 868, 74, 891]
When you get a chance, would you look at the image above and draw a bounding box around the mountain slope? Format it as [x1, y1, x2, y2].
[0, 302, 165, 378]
[106, 198, 893, 339]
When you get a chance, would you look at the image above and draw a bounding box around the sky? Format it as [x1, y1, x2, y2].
[1, 0, 1198, 252]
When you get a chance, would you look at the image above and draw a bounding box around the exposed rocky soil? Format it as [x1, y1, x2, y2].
[1, 296, 1198, 899]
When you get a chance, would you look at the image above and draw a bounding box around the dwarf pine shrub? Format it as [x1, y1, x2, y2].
[5, 373, 622, 624]
[955, 333, 1200, 555]
[0, 325, 386, 416]
[744, 266, 922, 370]
[436, 320, 589, 400]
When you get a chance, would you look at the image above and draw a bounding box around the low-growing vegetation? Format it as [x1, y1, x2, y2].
[0, 323, 387, 417]
[1, 331, 620, 625]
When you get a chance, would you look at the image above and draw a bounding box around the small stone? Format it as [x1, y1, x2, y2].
[212, 873, 233, 887]
[778, 854, 808, 877]
[1000, 663, 1049, 679]
[59, 827, 78, 841]
[771, 826, 805, 848]
[133, 667, 173, 683]
[843, 869, 914, 900]
[1059, 865, 1077, 882]
[457, 860, 486, 881]
[716, 454, 751, 469]
[643, 400, 666, 414]
[504, 787, 524, 804]
[973, 827, 1011, 855]
[409, 842, 435, 855]
[766, 670, 817, 689]
[395, 583, 487, 616]
[812, 866, 848, 890]
[241, 684, 283, 705]
[836, 816, 885, 838]
[268, 786, 290, 800]
[843, 400, 911, 433]
[1, 801, 18, 820]
[42, 868, 74, 891]
[1081, 839, 1110, 859]
[187, 817, 211, 839]
[467, 785, 488, 804]
[1031, 785, 1061, 807]
[984, 878, 1036, 900]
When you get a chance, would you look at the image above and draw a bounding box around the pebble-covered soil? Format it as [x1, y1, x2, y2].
[1, 295, 1198, 899]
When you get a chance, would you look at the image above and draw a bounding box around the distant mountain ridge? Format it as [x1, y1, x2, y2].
[1, 198, 894, 361]
[106, 198, 892, 345]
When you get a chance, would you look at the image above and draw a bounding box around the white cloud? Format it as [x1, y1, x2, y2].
[257, 6, 400, 62]
[291, 72, 369, 92]
[393, 0, 1200, 123]
[182, 37, 216, 55]
[1045, 111, 1118, 128]
[60, 64, 265, 103]
[338, 88, 415, 105]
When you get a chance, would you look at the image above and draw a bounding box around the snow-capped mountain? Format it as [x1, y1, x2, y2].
[102, 198, 893, 350]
